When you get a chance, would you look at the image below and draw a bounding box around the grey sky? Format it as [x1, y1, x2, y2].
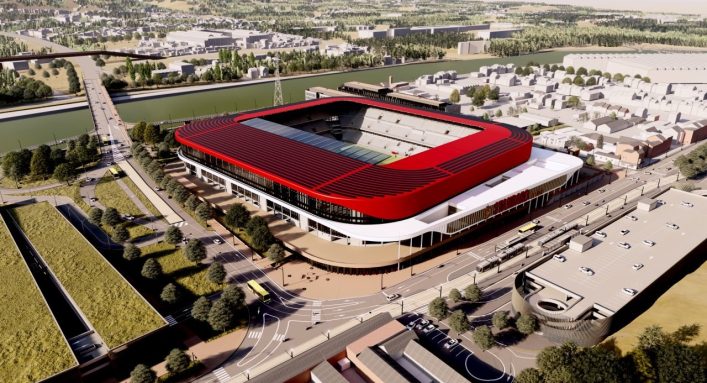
[494, 0, 707, 15]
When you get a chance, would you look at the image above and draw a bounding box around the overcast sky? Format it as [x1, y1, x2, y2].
[494, 0, 707, 16]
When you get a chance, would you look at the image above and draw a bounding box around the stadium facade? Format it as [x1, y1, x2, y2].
[176, 97, 583, 268]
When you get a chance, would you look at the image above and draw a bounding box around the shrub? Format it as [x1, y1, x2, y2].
[428, 297, 448, 320]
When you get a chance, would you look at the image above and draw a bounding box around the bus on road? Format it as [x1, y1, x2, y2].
[518, 222, 538, 234]
[108, 166, 123, 179]
[247, 280, 271, 303]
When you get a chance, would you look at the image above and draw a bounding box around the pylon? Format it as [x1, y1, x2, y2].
[273, 55, 284, 106]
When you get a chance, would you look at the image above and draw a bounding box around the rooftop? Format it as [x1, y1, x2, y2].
[527, 189, 707, 319]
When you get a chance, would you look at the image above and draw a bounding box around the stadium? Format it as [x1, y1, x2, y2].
[176, 97, 583, 270]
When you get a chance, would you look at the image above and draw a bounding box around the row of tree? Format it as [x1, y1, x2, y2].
[674, 142, 707, 179]
[1, 133, 100, 186]
[466, 84, 500, 107]
[488, 25, 707, 57]
[516, 325, 707, 383]
[129, 347, 197, 383]
[0, 70, 53, 105]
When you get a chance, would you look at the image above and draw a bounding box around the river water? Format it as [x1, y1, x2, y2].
[0, 51, 608, 153]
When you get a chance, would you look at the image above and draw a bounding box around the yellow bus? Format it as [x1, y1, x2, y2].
[108, 166, 123, 179]
[246, 280, 271, 303]
[518, 222, 538, 234]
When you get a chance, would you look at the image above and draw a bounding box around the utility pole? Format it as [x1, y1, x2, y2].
[273, 55, 284, 106]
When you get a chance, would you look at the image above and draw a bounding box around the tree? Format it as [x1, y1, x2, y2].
[185, 195, 199, 212]
[191, 296, 211, 322]
[52, 163, 72, 184]
[565, 66, 575, 74]
[112, 224, 130, 243]
[517, 313, 537, 335]
[165, 226, 183, 245]
[221, 284, 246, 309]
[207, 261, 227, 284]
[102, 207, 121, 227]
[88, 207, 103, 226]
[603, 161, 614, 171]
[515, 368, 543, 383]
[266, 243, 285, 265]
[473, 325, 495, 351]
[131, 121, 147, 142]
[448, 288, 462, 303]
[428, 297, 448, 320]
[247, 216, 274, 251]
[642, 76, 651, 83]
[195, 202, 212, 222]
[586, 155, 596, 166]
[576, 67, 588, 76]
[488, 86, 500, 101]
[123, 243, 141, 261]
[225, 203, 249, 228]
[141, 258, 162, 279]
[495, 109, 503, 117]
[573, 75, 585, 86]
[165, 348, 190, 375]
[596, 134, 604, 149]
[449, 89, 460, 104]
[562, 77, 573, 84]
[464, 284, 482, 303]
[567, 96, 580, 108]
[612, 73, 625, 82]
[448, 310, 470, 334]
[129, 364, 157, 383]
[143, 124, 161, 145]
[208, 298, 236, 332]
[492, 311, 510, 330]
[30, 145, 52, 178]
[586, 77, 597, 86]
[161, 283, 181, 304]
[185, 239, 207, 263]
[472, 92, 485, 106]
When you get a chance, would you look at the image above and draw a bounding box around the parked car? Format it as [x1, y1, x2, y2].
[622, 288, 638, 296]
[416, 319, 429, 330]
[444, 339, 459, 349]
[594, 231, 607, 238]
[583, 201, 591, 206]
[213, 238, 223, 245]
[553, 254, 567, 262]
[620, 229, 630, 235]
[423, 324, 436, 334]
[579, 266, 595, 276]
[666, 222, 679, 230]
[642, 240, 656, 247]
[632, 263, 644, 271]
[618, 242, 631, 249]
[564, 204, 573, 209]
[681, 201, 694, 208]
[628, 215, 638, 221]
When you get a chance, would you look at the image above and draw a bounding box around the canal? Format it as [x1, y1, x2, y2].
[0, 50, 623, 153]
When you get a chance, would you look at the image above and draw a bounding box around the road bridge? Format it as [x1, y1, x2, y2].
[0, 50, 162, 63]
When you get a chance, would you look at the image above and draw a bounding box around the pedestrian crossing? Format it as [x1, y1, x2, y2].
[247, 330, 262, 339]
[312, 301, 322, 307]
[213, 367, 230, 383]
[172, 221, 188, 228]
[164, 315, 177, 326]
[273, 333, 286, 342]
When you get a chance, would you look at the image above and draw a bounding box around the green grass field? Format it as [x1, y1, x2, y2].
[141, 242, 221, 296]
[11, 203, 165, 349]
[122, 176, 163, 219]
[610, 258, 707, 352]
[23, 182, 90, 212]
[0, 213, 76, 382]
[94, 173, 154, 240]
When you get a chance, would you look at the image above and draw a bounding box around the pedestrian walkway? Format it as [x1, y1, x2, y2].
[118, 160, 182, 224]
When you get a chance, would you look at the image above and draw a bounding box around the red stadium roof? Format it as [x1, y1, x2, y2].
[175, 97, 532, 220]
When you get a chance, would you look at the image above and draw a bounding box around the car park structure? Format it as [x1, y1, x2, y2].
[176, 97, 582, 270]
[512, 189, 707, 346]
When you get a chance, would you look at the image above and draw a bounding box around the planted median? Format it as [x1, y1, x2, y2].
[11, 202, 165, 349]
[0, 212, 76, 382]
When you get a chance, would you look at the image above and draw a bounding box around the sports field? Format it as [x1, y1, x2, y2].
[0, 212, 76, 382]
[610, 258, 707, 352]
[11, 202, 165, 349]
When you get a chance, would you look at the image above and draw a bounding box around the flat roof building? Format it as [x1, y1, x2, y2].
[512, 189, 707, 346]
[563, 53, 707, 83]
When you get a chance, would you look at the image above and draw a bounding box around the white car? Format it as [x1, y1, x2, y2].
[564, 204, 573, 209]
[444, 339, 458, 349]
[386, 293, 401, 302]
[422, 324, 436, 334]
[553, 254, 567, 262]
[681, 201, 694, 208]
[642, 240, 655, 247]
[416, 319, 429, 330]
[618, 242, 631, 249]
[213, 238, 223, 245]
[632, 263, 644, 271]
[620, 229, 630, 236]
[666, 223, 679, 230]
[583, 201, 591, 206]
[594, 231, 607, 238]
[622, 288, 638, 296]
[579, 266, 595, 276]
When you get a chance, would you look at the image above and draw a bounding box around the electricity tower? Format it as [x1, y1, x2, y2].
[273, 55, 284, 106]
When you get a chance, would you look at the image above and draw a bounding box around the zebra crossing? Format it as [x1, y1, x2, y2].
[172, 221, 188, 228]
[164, 315, 177, 326]
[273, 333, 286, 342]
[247, 330, 262, 339]
[213, 367, 230, 383]
[312, 301, 322, 307]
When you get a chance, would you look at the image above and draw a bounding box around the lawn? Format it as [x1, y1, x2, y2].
[0, 213, 76, 383]
[94, 173, 155, 240]
[11, 203, 165, 349]
[141, 241, 221, 296]
[0, 175, 58, 189]
[609, 258, 707, 352]
[121, 176, 163, 219]
[24, 182, 90, 212]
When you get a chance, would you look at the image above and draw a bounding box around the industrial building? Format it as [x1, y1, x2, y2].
[512, 189, 707, 346]
[176, 97, 582, 269]
[562, 53, 707, 84]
